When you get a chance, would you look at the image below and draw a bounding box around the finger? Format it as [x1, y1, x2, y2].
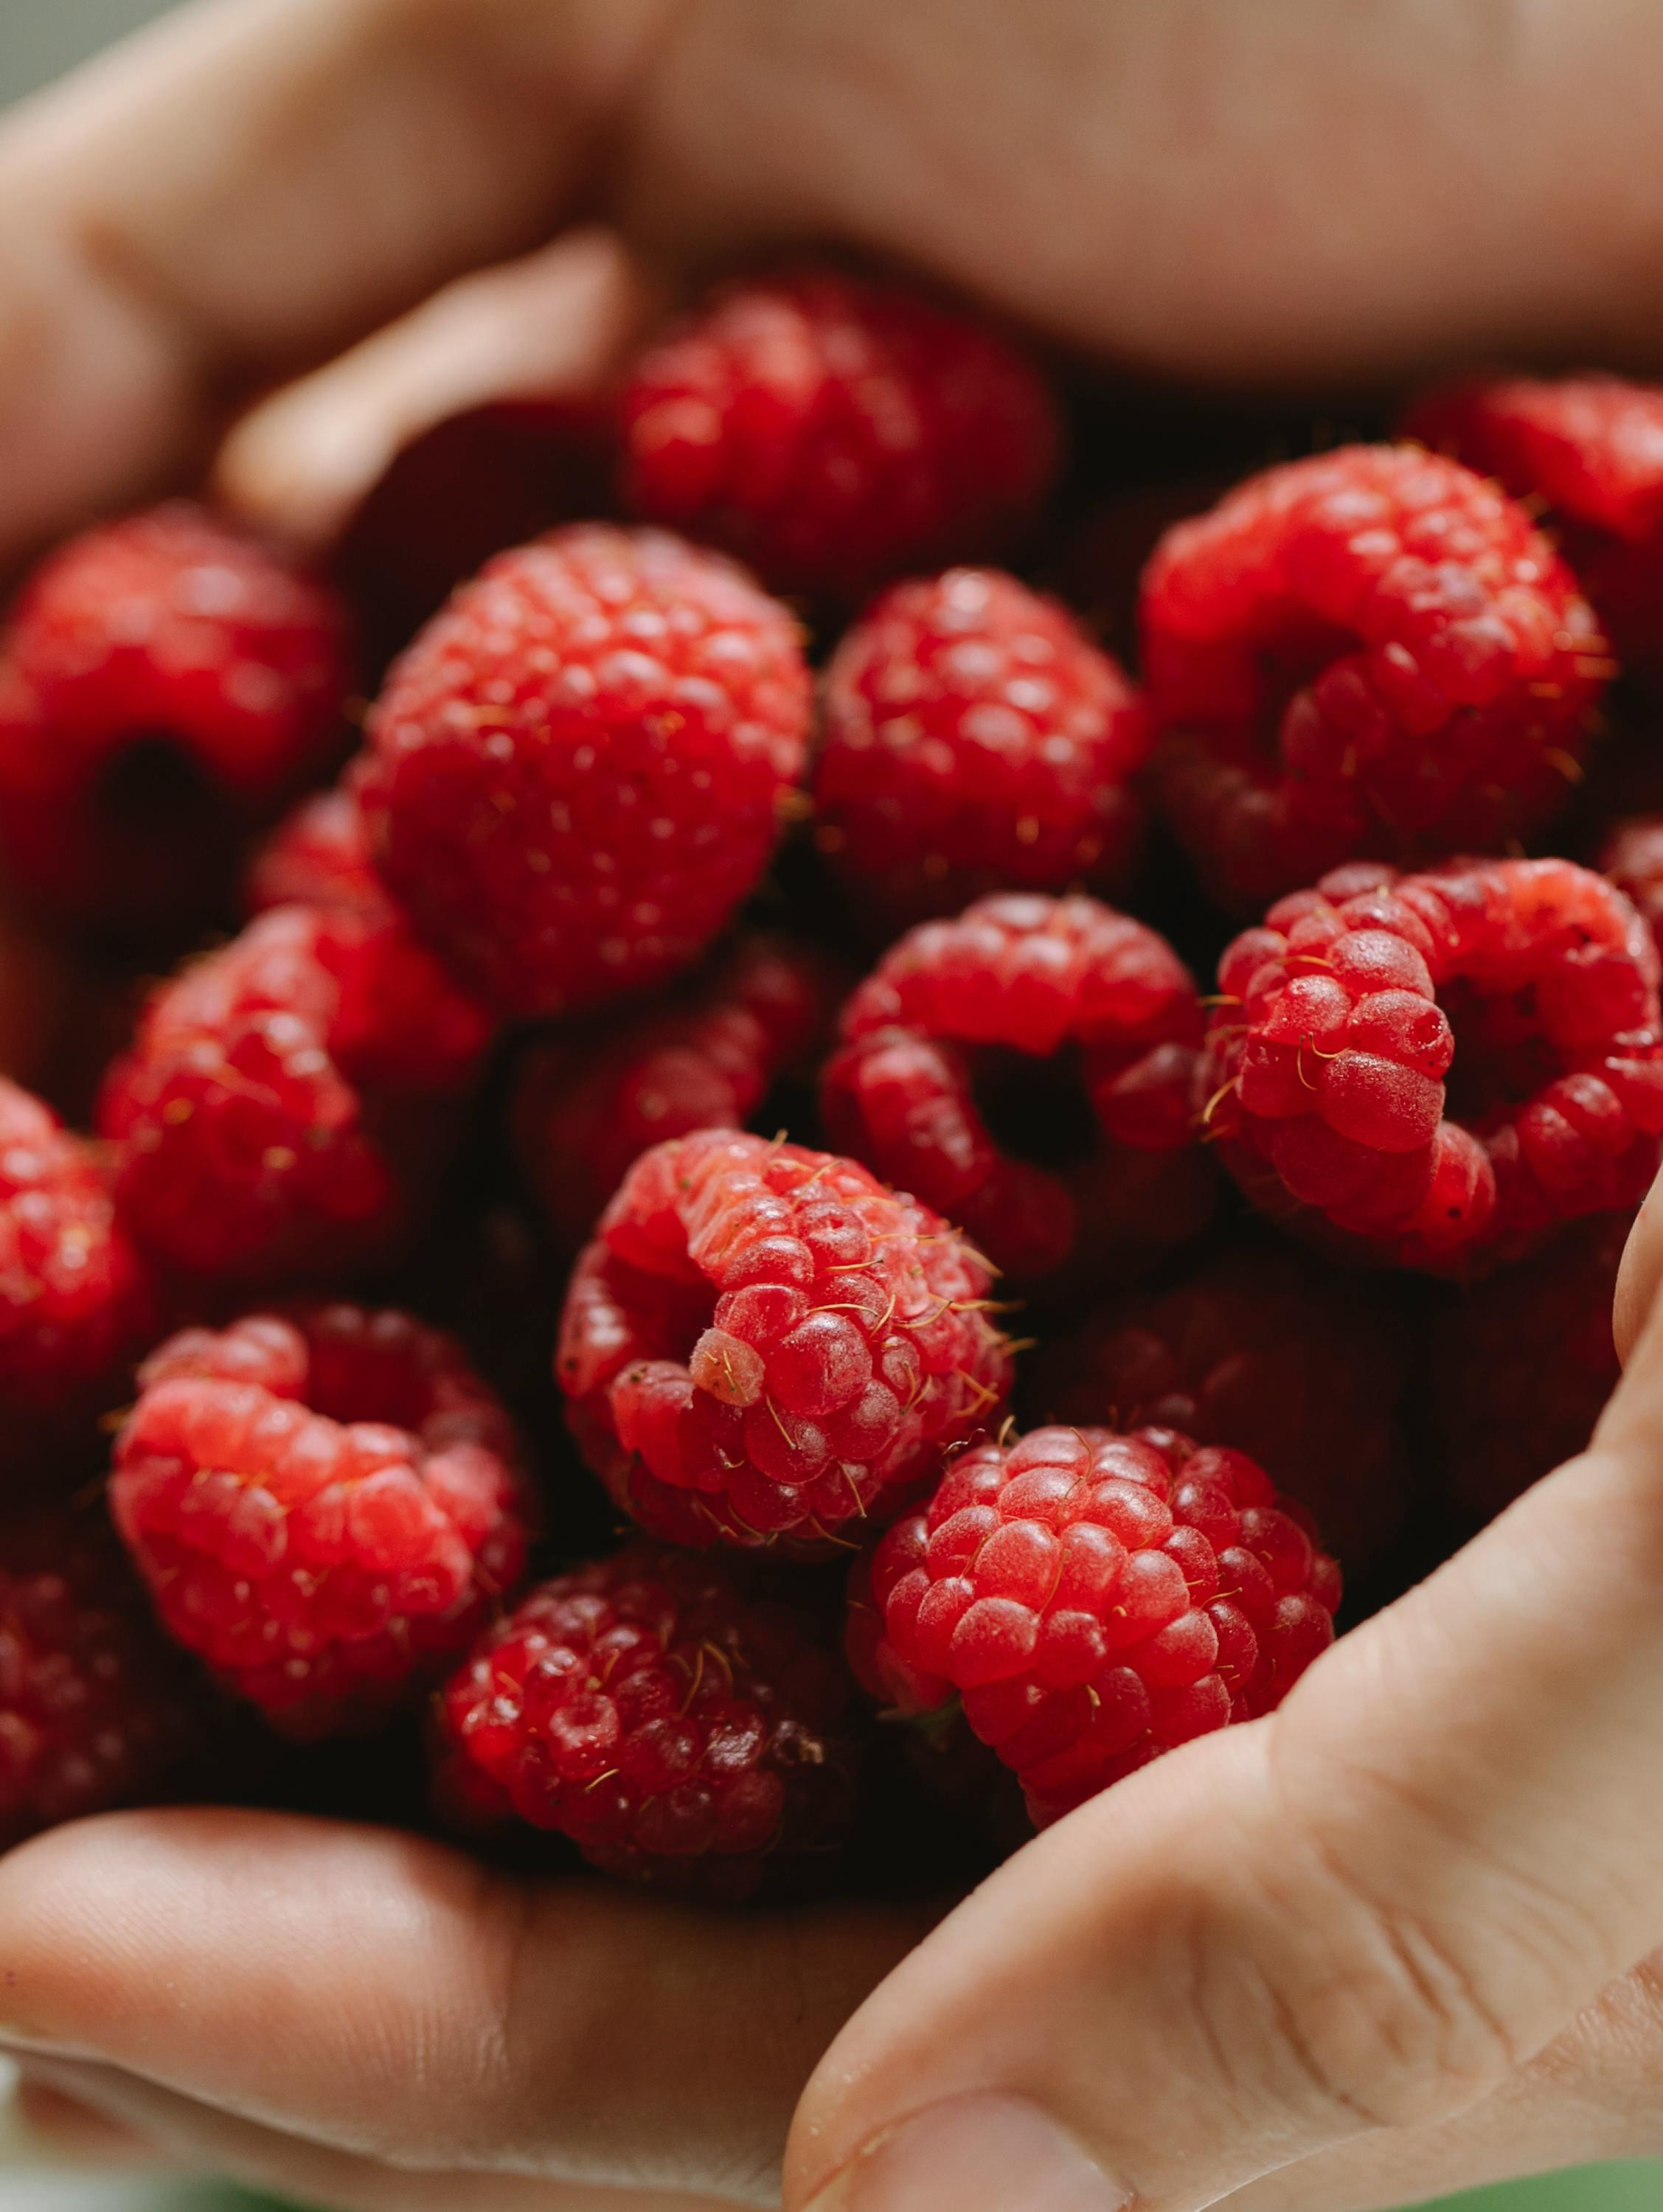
[0, 0, 665, 558]
[12, 2070, 167, 2166]
[11, 2053, 739, 2212]
[783, 1277, 1663, 2212]
[1613, 1169, 1663, 1361]
[0, 1807, 920, 2206]
[215, 226, 650, 552]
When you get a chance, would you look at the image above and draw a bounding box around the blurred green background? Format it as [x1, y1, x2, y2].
[0, 5, 1659, 2212]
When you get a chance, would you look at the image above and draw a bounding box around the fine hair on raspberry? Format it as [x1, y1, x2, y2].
[556, 1129, 1013, 1549]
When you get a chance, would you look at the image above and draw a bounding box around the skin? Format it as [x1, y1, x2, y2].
[6, 2, 1663, 2206]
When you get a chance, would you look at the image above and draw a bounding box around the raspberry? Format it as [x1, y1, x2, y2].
[812, 568, 1149, 931]
[111, 1303, 532, 1738]
[1406, 373, 1663, 677]
[0, 1078, 154, 1425]
[1025, 1239, 1409, 1573]
[619, 268, 1060, 600]
[511, 933, 844, 1248]
[98, 904, 493, 1284]
[434, 1543, 855, 1896]
[0, 504, 350, 928]
[0, 1502, 207, 1847]
[1600, 813, 1663, 962]
[821, 894, 1213, 1289]
[1142, 446, 1610, 911]
[850, 1424, 1339, 1828]
[1433, 1211, 1627, 1526]
[1201, 857, 1663, 1271]
[358, 525, 811, 1020]
[243, 781, 386, 919]
[556, 1130, 1013, 1550]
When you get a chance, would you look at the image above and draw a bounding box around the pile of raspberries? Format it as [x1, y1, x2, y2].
[0, 262, 1653, 1899]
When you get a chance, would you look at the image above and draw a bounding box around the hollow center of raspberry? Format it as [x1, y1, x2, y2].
[95, 733, 237, 860]
[1440, 978, 1563, 1130]
[973, 1046, 1101, 1169]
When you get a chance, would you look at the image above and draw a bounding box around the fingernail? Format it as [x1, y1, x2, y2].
[802, 2093, 1132, 2212]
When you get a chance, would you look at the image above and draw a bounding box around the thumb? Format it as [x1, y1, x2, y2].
[783, 1263, 1663, 2212]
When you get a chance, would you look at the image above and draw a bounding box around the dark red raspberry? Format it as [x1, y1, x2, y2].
[821, 894, 1214, 1290]
[1025, 1239, 1409, 1573]
[1600, 813, 1663, 963]
[1202, 858, 1663, 1271]
[358, 524, 811, 1020]
[111, 1303, 533, 1738]
[1406, 373, 1663, 678]
[0, 1502, 207, 1846]
[812, 568, 1148, 931]
[619, 268, 1060, 600]
[1142, 446, 1611, 912]
[98, 903, 493, 1284]
[850, 1424, 1339, 1829]
[434, 1543, 855, 1896]
[1433, 1211, 1627, 1526]
[243, 781, 385, 919]
[511, 933, 844, 1248]
[556, 1130, 1013, 1550]
[0, 1078, 154, 1426]
[0, 504, 350, 928]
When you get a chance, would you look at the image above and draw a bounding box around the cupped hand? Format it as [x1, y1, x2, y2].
[8, 4, 1663, 2209]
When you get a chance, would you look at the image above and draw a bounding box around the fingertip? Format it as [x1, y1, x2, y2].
[1614, 1169, 1663, 1364]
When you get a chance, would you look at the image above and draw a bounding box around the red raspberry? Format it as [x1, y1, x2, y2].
[434, 1543, 855, 1896]
[1600, 813, 1663, 962]
[510, 933, 844, 1248]
[812, 568, 1148, 931]
[1142, 446, 1610, 911]
[556, 1130, 1013, 1550]
[0, 504, 350, 928]
[1433, 1211, 1627, 1526]
[98, 903, 493, 1284]
[0, 1079, 154, 1426]
[1025, 1239, 1409, 1573]
[1201, 858, 1663, 1272]
[0, 1502, 207, 1846]
[111, 1303, 532, 1738]
[1406, 373, 1663, 678]
[850, 1424, 1339, 1828]
[821, 894, 1214, 1290]
[619, 268, 1060, 600]
[243, 781, 386, 920]
[358, 525, 811, 1020]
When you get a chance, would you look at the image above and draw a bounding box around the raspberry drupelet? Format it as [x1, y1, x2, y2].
[619, 268, 1060, 602]
[1201, 857, 1663, 1271]
[111, 1304, 533, 1738]
[511, 933, 845, 1248]
[98, 903, 493, 1285]
[556, 1130, 1013, 1550]
[0, 1079, 154, 1427]
[821, 894, 1214, 1290]
[850, 1424, 1340, 1829]
[0, 504, 350, 929]
[1433, 1211, 1628, 1527]
[0, 1502, 208, 1846]
[434, 1543, 856, 1896]
[1142, 445, 1611, 912]
[1406, 372, 1663, 678]
[1600, 813, 1663, 964]
[1025, 1238, 1410, 1573]
[358, 524, 812, 1020]
[812, 568, 1149, 931]
[243, 781, 386, 919]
